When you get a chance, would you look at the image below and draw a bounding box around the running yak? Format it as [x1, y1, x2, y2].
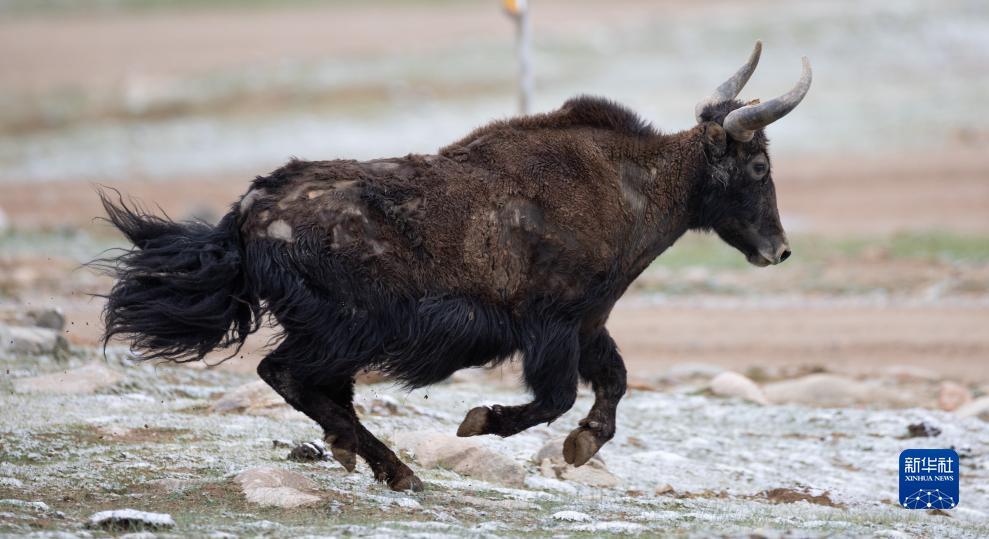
[99, 42, 811, 491]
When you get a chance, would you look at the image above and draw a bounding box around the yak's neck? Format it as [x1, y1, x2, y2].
[621, 127, 706, 282]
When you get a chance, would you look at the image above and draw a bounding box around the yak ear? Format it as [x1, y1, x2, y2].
[702, 122, 727, 157]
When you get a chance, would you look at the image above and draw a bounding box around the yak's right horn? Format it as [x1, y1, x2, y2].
[694, 40, 762, 123]
[722, 56, 813, 142]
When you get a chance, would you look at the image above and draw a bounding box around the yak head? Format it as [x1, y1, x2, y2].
[692, 41, 811, 267]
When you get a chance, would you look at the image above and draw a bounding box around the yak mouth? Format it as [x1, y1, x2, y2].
[746, 252, 773, 267]
[718, 225, 790, 267]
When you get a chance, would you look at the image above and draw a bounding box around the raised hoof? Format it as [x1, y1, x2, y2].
[389, 473, 424, 492]
[456, 406, 491, 437]
[330, 446, 358, 472]
[563, 427, 604, 467]
[287, 441, 325, 462]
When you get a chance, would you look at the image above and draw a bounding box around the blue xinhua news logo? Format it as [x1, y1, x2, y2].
[899, 449, 959, 509]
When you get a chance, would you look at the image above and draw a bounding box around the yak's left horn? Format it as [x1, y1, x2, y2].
[694, 40, 762, 123]
[722, 56, 813, 142]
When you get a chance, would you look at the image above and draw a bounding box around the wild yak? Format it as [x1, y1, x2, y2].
[98, 41, 811, 491]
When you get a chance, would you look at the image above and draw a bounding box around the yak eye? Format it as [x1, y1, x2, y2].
[748, 158, 768, 180]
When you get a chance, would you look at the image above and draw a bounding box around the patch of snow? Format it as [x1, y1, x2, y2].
[0, 478, 24, 488]
[551, 510, 593, 522]
[573, 520, 647, 533]
[0, 499, 49, 512]
[87, 509, 175, 530]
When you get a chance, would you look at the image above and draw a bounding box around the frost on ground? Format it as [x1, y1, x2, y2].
[1, 349, 988, 538]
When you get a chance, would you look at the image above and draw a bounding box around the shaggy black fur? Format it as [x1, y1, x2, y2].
[94, 192, 260, 362]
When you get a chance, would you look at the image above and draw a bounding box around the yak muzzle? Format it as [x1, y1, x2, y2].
[750, 241, 791, 266]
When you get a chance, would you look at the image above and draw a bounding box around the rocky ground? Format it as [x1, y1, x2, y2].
[2, 311, 988, 538]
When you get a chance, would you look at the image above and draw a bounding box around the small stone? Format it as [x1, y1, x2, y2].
[86, 509, 175, 531]
[0, 324, 65, 356]
[954, 396, 989, 420]
[938, 381, 972, 412]
[287, 440, 326, 462]
[531, 437, 620, 487]
[559, 459, 621, 488]
[709, 371, 769, 405]
[210, 381, 303, 420]
[234, 467, 321, 509]
[655, 483, 674, 495]
[392, 430, 524, 487]
[25, 308, 66, 331]
[906, 422, 941, 438]
[13, 363, 122, 395]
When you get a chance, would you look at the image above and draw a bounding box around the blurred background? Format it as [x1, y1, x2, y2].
[1, 0, 987, 385]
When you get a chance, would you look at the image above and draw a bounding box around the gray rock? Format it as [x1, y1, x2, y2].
[532, 437, 620, 488]
[392, 430, 525, 487]
[87, 509, 175, 531]
[234, 467, 322, 509]
[954, 396, 989, 420]
[0, 324, 65, 356]
[762, 373, 912, 408]
[938, 381, 972, 412]
[13, 363, 123, 395]
[25, 308, 66, 331]
[709, 371, 769, 405]
[211, 381, 304, 421]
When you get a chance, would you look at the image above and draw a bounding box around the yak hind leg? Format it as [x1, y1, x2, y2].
[256, 351, 359, 472]
[458, 322, 579, 437]
[325, 376, 423, 492]
[563, 330, 627, 467]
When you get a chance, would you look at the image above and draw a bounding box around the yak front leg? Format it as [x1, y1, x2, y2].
[458, 322, 579, 437]
[563, 330, 627, 467]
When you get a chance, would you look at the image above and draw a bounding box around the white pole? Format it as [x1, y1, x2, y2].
[516, 1, 532, 115]
[504, 0, 532, 115]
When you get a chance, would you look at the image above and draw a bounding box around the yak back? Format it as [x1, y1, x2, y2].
[239, 97, 668, 313]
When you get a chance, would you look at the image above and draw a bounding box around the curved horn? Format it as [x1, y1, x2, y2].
[694, 40, 762, 122]
[723, 56, 813, 142]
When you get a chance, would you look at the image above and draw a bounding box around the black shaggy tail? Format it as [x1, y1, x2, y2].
[94, 191, 261, 363]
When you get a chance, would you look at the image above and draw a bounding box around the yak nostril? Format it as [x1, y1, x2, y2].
[779, 249, 792, 263]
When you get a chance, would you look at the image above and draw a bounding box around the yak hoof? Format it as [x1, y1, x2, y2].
[562, 427, 603, 467]
[323, 434, 358, 472]
[389, 473, 424, 492]
[330, 446, 358, 472]
[456, 406, 491, 437]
